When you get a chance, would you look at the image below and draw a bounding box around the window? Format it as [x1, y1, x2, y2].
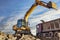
[17, 20, 22, 27]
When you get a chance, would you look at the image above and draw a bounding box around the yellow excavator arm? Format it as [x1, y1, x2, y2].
[24, 0, 57, 22]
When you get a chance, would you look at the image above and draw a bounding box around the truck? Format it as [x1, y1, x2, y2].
[36, 18, 60, 37]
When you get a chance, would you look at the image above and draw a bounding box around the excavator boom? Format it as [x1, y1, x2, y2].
[24, 0, 57, 22]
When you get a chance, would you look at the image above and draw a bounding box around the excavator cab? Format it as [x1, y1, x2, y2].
[17, 19, 28, 28]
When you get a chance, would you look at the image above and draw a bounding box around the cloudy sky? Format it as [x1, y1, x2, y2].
[0, 0, 60, 35]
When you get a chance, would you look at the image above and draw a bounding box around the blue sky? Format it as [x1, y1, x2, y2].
[0, 0, 60, 35]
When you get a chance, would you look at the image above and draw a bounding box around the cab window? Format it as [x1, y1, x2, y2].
[17, 20, 22, 27]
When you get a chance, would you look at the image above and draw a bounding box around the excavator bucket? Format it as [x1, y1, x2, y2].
[47, 1, 57, 9]
[51, 2, 57, 9]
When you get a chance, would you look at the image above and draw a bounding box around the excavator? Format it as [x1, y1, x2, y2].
[13, 0, 57, 34]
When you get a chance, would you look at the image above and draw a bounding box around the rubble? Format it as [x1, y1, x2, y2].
[19, 34, 40, 40]
[0, 31, 41, 40]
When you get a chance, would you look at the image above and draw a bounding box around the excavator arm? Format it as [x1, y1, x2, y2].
[24, 0, 57, 22]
